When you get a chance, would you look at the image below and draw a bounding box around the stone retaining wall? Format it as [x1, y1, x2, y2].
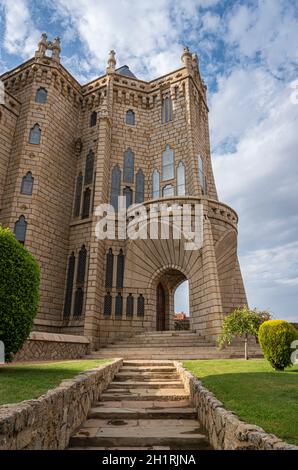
[174, 361, 298, 450]
[0, 358, 122, 450]
[13, 332, 90, 362]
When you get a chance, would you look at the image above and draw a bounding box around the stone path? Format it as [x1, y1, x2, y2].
[69, 360, 212, 450]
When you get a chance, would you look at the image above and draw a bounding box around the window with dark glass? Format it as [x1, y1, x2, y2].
[152, 169, 160, 199]
[137, 294, 145, 316]
[126, 293, 134, 317]
[84, 150, 94, 185]
[81, 187, 91, 219]
[116, 249, 124, 289]
[29, 124, 41, 145]
[110, 165, 121, 210]
[135, 169, 144, 203]
[115, 293, 123, 316]
[63, 252, 75, 317]
[74, 287, 84, 316]
[77, 245, 87, 285]
[14, 215, 27, 244]
[177, 161, 186, 195]
[21, 172, 34, 195]
[105, 248, 114, 288]
[90, 111, 97, 127]
[126, 109, 135, 125]
[162, 145, 174, 180]
[74, 172, 83, 217]
[104, 293, 112, 316]
[123, 148, 134, 183]
[35, 88, 47, 104]
[123, 186, 133, 209]
[161, 95, 173, 123]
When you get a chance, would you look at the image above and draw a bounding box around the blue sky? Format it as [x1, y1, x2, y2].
[0, 0, 298, 321]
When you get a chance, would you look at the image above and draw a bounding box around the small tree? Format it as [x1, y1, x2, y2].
[217, 306, 271, 359]
[0, 227, 40, 361]
[259, 320, 298, 371]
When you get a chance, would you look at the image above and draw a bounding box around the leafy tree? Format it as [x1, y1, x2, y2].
[259, 320, 298, 371]
[217, 306, 271, 359]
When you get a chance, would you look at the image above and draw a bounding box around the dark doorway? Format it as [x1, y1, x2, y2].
[156, 283, 166, 331]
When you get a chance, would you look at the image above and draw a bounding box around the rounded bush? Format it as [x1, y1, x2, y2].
[0, 227, 40, 361]
[259, 320, 297, 371]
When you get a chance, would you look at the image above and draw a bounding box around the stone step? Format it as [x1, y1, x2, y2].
[124, 360, 175, 366]
[69, 418, 211, 449]
[100, 389, 189, 401]
[88, 405, 197, 420]
[121, 366, 177, 373]
[110, 381, 184, 389]
[115, 372, 179, 380]
[107, 342, 212, 348]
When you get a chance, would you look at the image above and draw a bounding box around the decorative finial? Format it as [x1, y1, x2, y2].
[181, 46, 192, 69]
[107, 50, 116, 74]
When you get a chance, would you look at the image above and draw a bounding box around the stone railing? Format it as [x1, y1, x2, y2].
[0, 358, 122, 450]
[174, 361, 298, 450]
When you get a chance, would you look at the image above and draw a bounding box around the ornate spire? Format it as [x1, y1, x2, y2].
[34, 33, 61, 63]
[106, 50, 116, 74]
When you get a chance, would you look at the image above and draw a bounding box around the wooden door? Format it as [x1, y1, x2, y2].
[156, 283, 166, 331]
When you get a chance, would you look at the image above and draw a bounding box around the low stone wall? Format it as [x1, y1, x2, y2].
[0, 358, 122, 450]
[175, 361, 298, 450]
[13, 332, 90, 362]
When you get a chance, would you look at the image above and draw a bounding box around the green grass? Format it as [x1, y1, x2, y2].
[0, 359, 110, 405]
[183, 359, 298, 446]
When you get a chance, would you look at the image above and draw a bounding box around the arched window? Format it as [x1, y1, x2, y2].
[73, 172, 83, 217]
[14, 215, 27, 244]
[123, 186, 133, 209]
[81, 188, 91, 219]
[152, 169, 160, 199]
[115, 293, 123, 316]
[123, 148, 134, 183]
[126, 109, 135, 125]
[104, 293, 112, 316]
[177, 161, 186, 195]
[137, 294, 145, 316]
[162, 144, 174, 180]
[198, 155, 205, 193]
[116, 249, 125, 289]
[77, 245, 87, 285]
[105, 248, 114, 288]
[21, 171, 34, 195]
[63, 252, 75, 317]
[126, 294, 134, 317]
[84, 150, 94, 185]
[90, 111, 97, 127]
[74, 288, 84, 316]
[161, 95, 173, 123]
[29, 124, 41, 145]
[110, 165, 121, 210]
[135, 169, 144, 203]
[35, 88, 47, 104]
[163, 184, 174, 197]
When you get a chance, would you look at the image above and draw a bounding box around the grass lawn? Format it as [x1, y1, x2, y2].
[183, 359, 298, 446]
[0, 359, 110, 406]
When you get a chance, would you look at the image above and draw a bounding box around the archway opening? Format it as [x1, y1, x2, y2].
[174, 280, 190, 330]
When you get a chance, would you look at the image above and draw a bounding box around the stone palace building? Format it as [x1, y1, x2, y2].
[0, 35, 247, 358]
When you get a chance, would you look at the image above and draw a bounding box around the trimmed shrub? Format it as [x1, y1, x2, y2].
[259, 320, 297, 371]
[0, 227, 40, 361]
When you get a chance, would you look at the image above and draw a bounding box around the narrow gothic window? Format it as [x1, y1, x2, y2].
[105, 248, 114, 288]
[126, 294, 134, 317]
[81, 188, 91, 219]
[152, 169, 160, 198]
[77, 245, 87, 285]
[74, 172, 83, 217]
[135, 169, 144, 203]
[177, 161, 186, 195]
[104, 293, 112, 316]
[21, 172, 34, 195]
[162, 145, 174, 180]
[84, 150, 94, 185]
[116, 249, 125, 289]
[161, 95, 173, 123]
[137, 294, 145, 316]
[123, 186, 133, 208]
[35, 88, 47, 104]
[163, 184, 174, 197]
[14, 215, 27, 244]
[123, 148, 134, 183]
[198, 155, 205, 193]
[90, 111, 97, 127]
[110, 165, 121, 210]
[126, 109, 135, 125]
[74, 288, 84, 316]
[29, 124, 41, 145]
[63, 252, 75, 317]
[115, 293, 123, 316]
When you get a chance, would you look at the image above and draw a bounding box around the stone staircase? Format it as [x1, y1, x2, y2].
[69, 360, 212, 450]
[87, 330, 262, 360]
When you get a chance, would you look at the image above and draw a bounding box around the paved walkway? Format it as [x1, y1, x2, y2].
[69, 360, 212, 450]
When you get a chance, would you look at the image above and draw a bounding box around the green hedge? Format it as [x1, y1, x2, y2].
[259, 320, 297, 371]
[0, 227, 40, 361]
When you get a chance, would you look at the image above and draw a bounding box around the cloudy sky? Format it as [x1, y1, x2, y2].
[0, 0, 297, 321]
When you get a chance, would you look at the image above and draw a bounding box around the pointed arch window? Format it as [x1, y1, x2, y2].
[14, 215, 27, 244]
[81, 188, 91, 219]
[84, 150, 94, 185]
[161, 95, 173, 123]
[77, 245, 87, 285]
[90, 111, 97, 127]
[123, 148, 134, 183]
[115, 293, 123, 316]
[152, 169, 160, 199]
[21, 171, 34, 195]
[137, 294, 145, 316]
[105, 248, 114, 288]
[74, 172, 83, 217]
[74, 288, 84, 316]
[135, 169, 144, 203]
[177, 161, 186, 195]
[123, 186, 133, 209]
[116, 249, 125, 289]
[63, 252, 75, 317]
[29, 124, 41, 145]
[35, 87, 47, 104]
[104, 293, 112, 316]
[110, 165, 121, 210]
[162, 145, 174, 180]
[163, 184, 174, 197]
[126, 294, 134, 317]
[126, 109, 135, 125]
